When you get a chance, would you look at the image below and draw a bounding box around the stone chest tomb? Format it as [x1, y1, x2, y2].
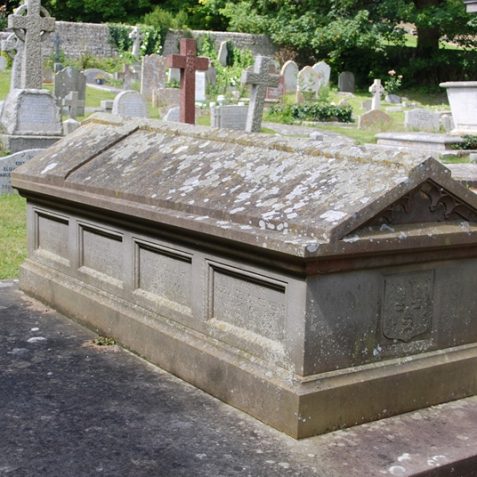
[12, 114, 477, 439]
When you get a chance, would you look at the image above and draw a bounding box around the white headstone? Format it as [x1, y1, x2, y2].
[280, 60, 299, 93]
[129, 26, 143, 58]
[297, 66, 322, 101]
[211, 104, 248, 130]
[195, 71, 207, 102]
[312, 61, 331, 88]
[1, 32, 23, 91]
[0, 149, 43, 195]
[405, 109, 440, 132]
[369, 79, 385, 110]
[112, 90, 148, 119]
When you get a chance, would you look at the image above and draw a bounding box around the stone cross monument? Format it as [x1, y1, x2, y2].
[166, 38, 209, 125]
[1, 32, 23, 91]
[129, 26, 143, 58]
[369, 79, 385, 111]
[8, 0, 55, 89]
[241, 56, 280, 133]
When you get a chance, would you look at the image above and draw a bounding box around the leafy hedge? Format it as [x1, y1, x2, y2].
[269, 103, 353, 123]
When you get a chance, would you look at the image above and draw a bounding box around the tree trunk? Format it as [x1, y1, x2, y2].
[414, 0, 442, 58]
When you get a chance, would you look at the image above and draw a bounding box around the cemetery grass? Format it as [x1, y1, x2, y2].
[0, 195, 27, 279]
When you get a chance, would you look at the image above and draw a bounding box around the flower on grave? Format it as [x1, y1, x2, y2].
[384, 69, 403, 95]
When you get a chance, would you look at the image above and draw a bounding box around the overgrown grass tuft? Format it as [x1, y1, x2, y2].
[0, 194, 27, 279]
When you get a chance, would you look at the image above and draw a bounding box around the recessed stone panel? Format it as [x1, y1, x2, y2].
[80, 225, 123, 282]
[209, 264, 286, 341]
[136, 242, 192, 309]
[37, 212, 69, 263]
[382, 271, 434, 343]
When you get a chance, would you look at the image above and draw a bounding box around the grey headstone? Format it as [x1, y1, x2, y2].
[217, 41, 228, 67]
[358, 109, 392, 129]
[0, 89, 62, 136]
[100, 100, 114, 113]
[405, 109, 440, 133]
[54, 67, 86, 116]
[312, 61, 331, 88]
[386, 94, 401, 104]
[362, 99, 372, 112]
[210, 104, 248, 130]
[164, 106, 180, 122]
[83, 68, 113, 85]
[338, 71, 355, 93]
[241, 56, 280, 133]
[280, 60, 298, 93]
[0, 148, 43, 194]
[63, 91, 85, 119]
[140, 54, 167, 101]
[207, 64, 217, 85]
[0, 56, 7, 71]
[112, 90, 148, 119]
[440, 114, 455, 133]
[153, 87, 180, 112]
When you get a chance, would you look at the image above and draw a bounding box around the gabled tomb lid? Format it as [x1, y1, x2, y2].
[12, 114, 477, 258]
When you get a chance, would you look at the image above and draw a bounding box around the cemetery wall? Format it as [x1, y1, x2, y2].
[163, 30, 276, 57]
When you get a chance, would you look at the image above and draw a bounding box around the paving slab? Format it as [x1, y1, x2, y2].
[1, 281, 477, 477]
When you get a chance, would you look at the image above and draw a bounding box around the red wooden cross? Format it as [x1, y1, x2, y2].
[166, 38, 209, 125]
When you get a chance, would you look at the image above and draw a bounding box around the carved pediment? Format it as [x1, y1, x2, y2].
[362, 180, 477, 229]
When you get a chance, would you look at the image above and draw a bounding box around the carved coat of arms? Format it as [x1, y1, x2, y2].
[382, 272, 434, 342]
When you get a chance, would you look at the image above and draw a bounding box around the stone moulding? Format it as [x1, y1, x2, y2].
[440, 81, 477, 135]
[12, 114, 477, 438]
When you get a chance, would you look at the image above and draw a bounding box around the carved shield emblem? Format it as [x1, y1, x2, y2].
[382, 272, 434, 343]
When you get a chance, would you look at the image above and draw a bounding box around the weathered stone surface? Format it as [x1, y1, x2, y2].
[405, 108, 440, 132]
[280, 60, 298, 93]
[12, 114, 477, 439]
[8, 0, 55, 90]
[140, 54, 167, 101]
[358, 109, 392, 129]
[338, 71, 355, 93]
[112, 90, 148, 119]
[242, 56, 279, 132]
[63, 91, 84, 119]
[210, 104, 248, 130]
[54, 66, 86, 115]
[0, 148, 42, 194]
